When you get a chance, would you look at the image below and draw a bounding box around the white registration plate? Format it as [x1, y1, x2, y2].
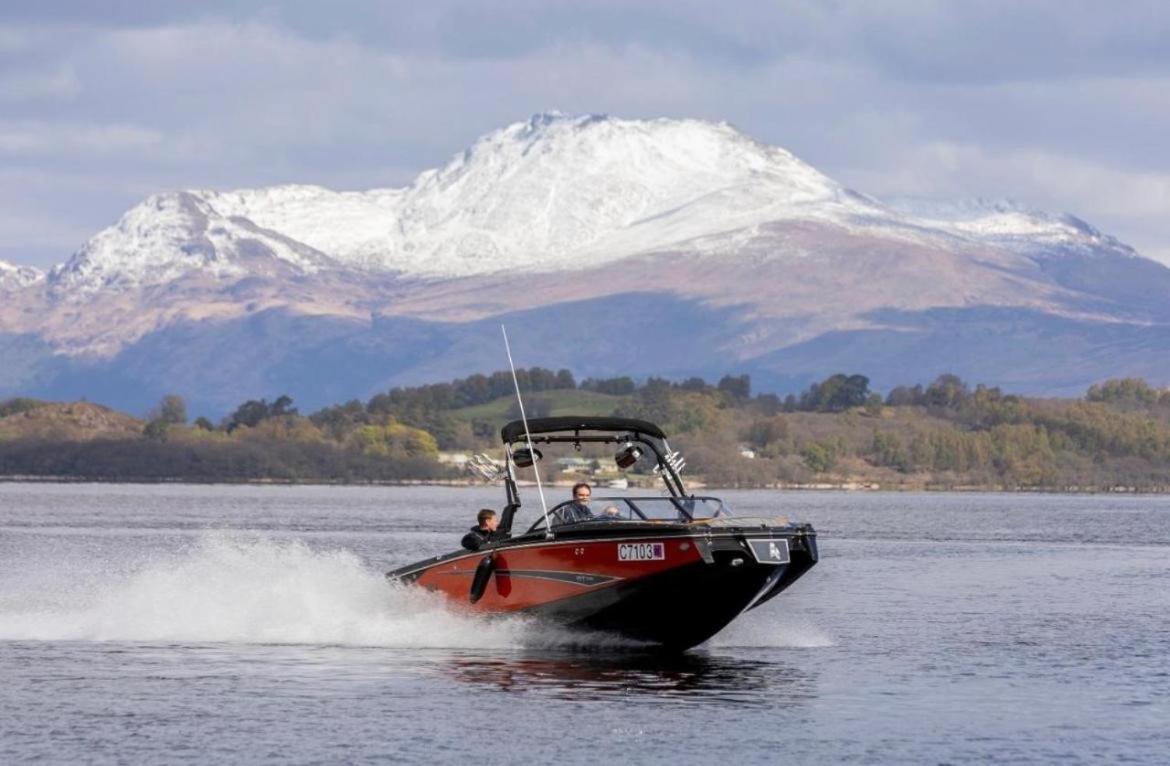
[618, 542, 665, 561]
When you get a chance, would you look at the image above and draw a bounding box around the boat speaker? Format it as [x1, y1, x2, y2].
[614, 443, 643, 469]
[513, 447, 542, 468]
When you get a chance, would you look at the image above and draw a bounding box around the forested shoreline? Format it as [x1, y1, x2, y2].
[3, 372, 1170, 491]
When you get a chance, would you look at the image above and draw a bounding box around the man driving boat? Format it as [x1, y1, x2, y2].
[559, 482, 594, 524]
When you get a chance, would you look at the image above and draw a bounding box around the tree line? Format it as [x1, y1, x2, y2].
[2, 371, 1170, 489]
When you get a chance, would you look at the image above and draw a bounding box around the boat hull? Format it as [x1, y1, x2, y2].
[390, 524, 817, 650]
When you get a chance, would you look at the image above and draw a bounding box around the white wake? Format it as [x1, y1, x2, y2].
[0, 534, 527, 647]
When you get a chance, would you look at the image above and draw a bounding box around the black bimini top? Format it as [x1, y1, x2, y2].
[500, 416, 667, 443]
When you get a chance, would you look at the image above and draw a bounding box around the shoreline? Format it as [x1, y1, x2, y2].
[2, 474, 1167, 495]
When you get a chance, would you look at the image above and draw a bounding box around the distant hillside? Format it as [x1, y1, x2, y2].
[4, 371, 1170, 491]
[0, 399, 143, 442]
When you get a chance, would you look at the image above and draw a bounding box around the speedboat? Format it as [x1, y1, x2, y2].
[388, 416, 818, 650]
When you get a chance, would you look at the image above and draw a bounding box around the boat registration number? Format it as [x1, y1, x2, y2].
[618, 542, 665, 562]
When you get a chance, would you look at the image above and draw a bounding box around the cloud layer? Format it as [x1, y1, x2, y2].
[2, 1, 1167, 266]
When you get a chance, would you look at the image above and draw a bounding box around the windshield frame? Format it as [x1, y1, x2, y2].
[524, 495, 731, 533]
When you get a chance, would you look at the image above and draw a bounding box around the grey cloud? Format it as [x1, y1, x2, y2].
[0, 2, 1167, 268]
[12, 1, 1170, 77]
[0, 64, 80, 102]
[837, 1, 1170, 84]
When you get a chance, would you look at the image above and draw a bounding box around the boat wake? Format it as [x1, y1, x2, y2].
[0, 534, 539, 647]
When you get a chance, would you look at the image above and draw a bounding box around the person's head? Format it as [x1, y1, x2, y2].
[572, 482, 592, 505]
[477, 508, 498, 531]
[602, 505, 621, 517]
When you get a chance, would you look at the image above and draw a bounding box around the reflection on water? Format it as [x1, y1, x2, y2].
[441, 650, 817, 707]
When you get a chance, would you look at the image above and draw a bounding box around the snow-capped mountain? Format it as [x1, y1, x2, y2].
[45, 113, 1136, 292]
[50, 112, 1142, 296]
[0, 259, 43, 291]
[4, 112, 1170, 413]
[42, 113, 889, 289]
[48, 191, 336, 294]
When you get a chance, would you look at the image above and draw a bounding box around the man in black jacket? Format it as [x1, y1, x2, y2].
[461, 508, 501, 551]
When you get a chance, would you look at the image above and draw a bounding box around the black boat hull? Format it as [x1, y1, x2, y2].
[534, 552, 813, 650]
[391, 524, 818, 651]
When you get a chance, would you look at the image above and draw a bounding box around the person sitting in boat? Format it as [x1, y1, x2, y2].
[558, 482, 594, 524]
[461, 508, 501, 551]
[600, 504, 622, 519]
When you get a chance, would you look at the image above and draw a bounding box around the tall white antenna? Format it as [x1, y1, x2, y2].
[501, 325, 553, 537]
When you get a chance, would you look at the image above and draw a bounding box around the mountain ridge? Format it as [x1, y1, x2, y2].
[2, 112, 1169, 412]
[37, 112, 1150, 292]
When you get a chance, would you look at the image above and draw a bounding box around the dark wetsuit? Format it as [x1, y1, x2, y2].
[461, 525, 498, 552]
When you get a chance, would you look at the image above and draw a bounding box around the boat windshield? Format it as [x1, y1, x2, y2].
[526, 496, 731, 532]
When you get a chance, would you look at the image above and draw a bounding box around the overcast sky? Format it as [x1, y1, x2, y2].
[2, 0, 1168, 267]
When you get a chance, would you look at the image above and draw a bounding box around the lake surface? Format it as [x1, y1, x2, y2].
[1, 484, 1167, 764]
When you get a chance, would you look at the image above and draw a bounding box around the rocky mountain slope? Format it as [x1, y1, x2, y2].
[3, 113, 1169, 415]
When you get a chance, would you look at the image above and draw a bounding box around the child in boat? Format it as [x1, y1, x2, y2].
[461, 508, 500, 551]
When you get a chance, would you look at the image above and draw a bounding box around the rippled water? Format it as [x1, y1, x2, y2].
[1, 484, 1167, 763]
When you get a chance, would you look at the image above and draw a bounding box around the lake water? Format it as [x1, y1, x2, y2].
[1, 483, 1167, 764]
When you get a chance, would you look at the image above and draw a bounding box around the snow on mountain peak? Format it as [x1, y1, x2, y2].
[0, 259, 44, 290]
[386, 112, 859, 274]
[58, 114, 870, 289]
[52, 113, 1140, 292]
[50, 190, 334, 293]
[886, 196, 1136, 258]
[210, 113, 859, 278]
